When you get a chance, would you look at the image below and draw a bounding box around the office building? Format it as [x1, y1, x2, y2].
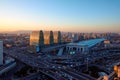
[30, 30, 61, 53]
[53, 31, 61, 44]
[30, 30, 61, 46]
[44, 31, 54, 45]
[30, 30, 44, 47]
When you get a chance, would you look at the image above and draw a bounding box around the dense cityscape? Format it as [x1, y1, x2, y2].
[0, 31, 120, 80]
[0, 0, 120, 80]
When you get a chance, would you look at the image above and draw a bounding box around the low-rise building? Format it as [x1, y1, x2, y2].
[66, 38, 105, 54]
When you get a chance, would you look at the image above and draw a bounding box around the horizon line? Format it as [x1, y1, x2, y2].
[0, 30, 119, 34]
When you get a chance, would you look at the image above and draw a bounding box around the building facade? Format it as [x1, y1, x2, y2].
[53, 31, 61, 44]
[30, 31, 40, 46]
[30, 30, 44, 47]
[66, 38, 105, 54]
[30, 30, 61, 53]
[44, 31, 54, 45]
[0, 41, 3, 65]
[66, 43, 88, 54]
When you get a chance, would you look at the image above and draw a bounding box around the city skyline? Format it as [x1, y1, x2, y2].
[0, 0, 120, 33]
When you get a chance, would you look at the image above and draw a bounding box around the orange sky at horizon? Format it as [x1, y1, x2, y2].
[0, 24, 119, 33]
[0, 0, 120, 33]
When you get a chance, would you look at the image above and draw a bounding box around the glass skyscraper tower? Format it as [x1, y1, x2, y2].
[30, 30, 61, 52]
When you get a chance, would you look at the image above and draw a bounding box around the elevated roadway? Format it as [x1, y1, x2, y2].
[61, 69, 96, 80]
[20, 69, 66, 80]
[41, 44, 66, 52]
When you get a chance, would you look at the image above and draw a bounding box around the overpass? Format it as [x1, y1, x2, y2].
[4, 51, 64, 69]
[0, 61, 16, 75]
[4, 51, 67, 80]
[4, 43, 120, 80]
[20, 69, 66, 80]
[61, 69, 96, 80]
[4, 48, 98, 80]
[41, 44, 66, 52]
[67, 69, 96, 80]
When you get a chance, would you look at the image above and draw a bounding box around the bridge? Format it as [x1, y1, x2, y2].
[61, 69, 96, 80]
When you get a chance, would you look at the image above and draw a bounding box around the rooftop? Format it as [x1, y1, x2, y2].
[67, 38, 105, 48]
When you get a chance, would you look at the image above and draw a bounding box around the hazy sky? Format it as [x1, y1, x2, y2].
[0, 0, 120, 32]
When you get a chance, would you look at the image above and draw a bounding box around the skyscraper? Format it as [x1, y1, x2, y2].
[30, 30, 44, 47]
[30, 31, 40, 46]
[54, 31, 61, 44]
[39, 30, 44, 47]
[30, 30, 62, 53]
[44, 31, 54, 45]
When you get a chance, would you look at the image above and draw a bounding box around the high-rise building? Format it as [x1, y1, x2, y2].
[53, 31, 61, 44]
[39, 30, 44, 47]
[30, 30, 61, 52]
[0, 41, 3, 65]
[30, 31, 39, 46]
[44, 31, 54, 45]
[30, 30, 44, 47]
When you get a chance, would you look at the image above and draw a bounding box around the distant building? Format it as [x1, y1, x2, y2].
[72, 33, 79, 42]
[0, 41, 3, 65]
[104, 40, 110, 47]
[104, 40, 110, 44]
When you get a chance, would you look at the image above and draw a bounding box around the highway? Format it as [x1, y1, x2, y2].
[19, 72, 41, 80]
[0, 62, 25, 80]
[66, 69, 96, 80]
[3, 45, 120, 80]
[39, 69, 66, 80]
[0, 61, 15, 71]
[4, 48, 98, 80]
[61, 69, 89, 80]
[4, 50, 62, 69]
[4, 48, 67, 80]
[20, 69, 67, 80]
